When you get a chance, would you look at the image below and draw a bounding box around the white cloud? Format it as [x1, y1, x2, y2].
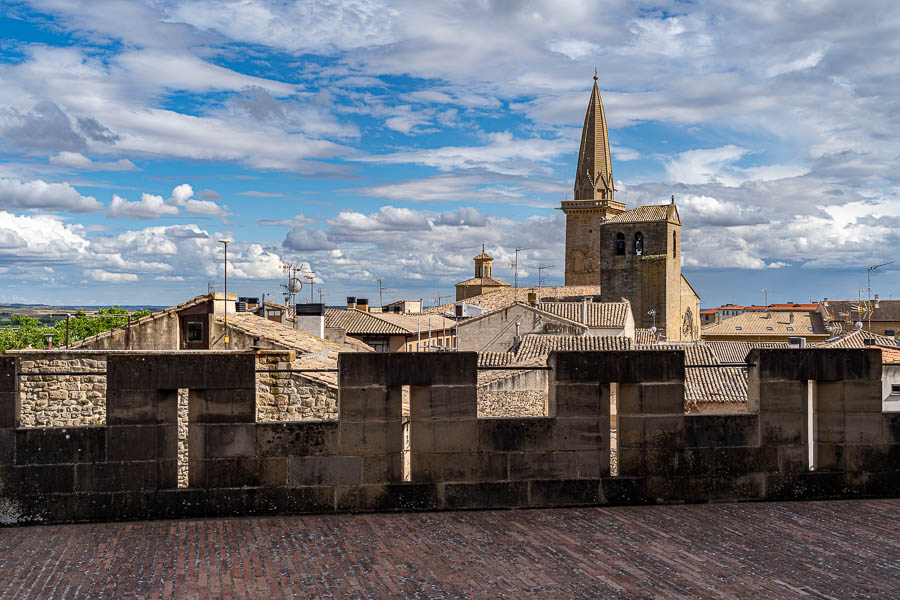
[49, 152, 137, 171]
[546, 39, 598, 61]
[168, 0, 398, 53]
[85, 269, 139, 283]
[361, 131, 571, 175]
[108, 193, 179, 219]
[0, 178, 102, 213]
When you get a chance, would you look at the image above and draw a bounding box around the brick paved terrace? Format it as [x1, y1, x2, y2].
[1, 499, 897, 598]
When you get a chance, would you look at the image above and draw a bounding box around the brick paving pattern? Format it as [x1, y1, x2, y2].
[0, 499, 898, 598]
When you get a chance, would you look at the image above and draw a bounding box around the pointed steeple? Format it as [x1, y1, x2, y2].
[573, 74, 614, 202]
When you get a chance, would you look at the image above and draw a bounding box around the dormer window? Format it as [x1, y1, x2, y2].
[634, 232, 644, 256]
[615, 233, 625, 255]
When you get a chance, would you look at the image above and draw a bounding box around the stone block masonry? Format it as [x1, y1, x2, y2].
[0, 348, 898, 525]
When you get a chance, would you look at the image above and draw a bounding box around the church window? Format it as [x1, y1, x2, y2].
[634, 232, 644, 256]
[673, 232, 677, 258]
[615, 233, 625, 255]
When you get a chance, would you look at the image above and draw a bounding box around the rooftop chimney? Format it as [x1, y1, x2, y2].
[346, 296, 356, 310]
[357, 298, 369, 312]
[295, 303, 326, 338]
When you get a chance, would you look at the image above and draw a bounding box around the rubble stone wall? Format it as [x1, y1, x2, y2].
[255, 353, 338, 422]
[18, 353, 107, 427]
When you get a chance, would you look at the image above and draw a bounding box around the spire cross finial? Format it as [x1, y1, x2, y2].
[482, 243, 485, 254]
[593, 67, 598, 81]
[671, 194, 675, 204]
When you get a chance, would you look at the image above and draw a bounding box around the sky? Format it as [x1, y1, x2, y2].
[0, 0, 899, 309]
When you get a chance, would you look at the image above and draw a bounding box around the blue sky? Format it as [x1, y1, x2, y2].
[1, 0, 899, 308]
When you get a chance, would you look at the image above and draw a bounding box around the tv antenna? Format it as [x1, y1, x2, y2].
[510, 247, 530, 302]
[537, 265, 553, 296]
[280, 263, 303, 319]
[375, 277, 388, 308]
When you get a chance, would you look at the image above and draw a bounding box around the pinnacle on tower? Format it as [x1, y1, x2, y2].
[573, 76, 614, 202]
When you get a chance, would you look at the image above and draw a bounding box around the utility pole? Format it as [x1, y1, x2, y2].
[318, 289, 325, 304]
[867, 262, 893, 332]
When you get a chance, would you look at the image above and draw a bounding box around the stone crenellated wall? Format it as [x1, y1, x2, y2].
[0, 349, 898, 526]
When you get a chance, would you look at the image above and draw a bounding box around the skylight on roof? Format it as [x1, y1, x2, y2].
[735, 326, 742, 330]
[766, 327, 773, 331]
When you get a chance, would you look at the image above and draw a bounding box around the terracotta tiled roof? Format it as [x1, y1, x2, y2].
[635, 328, 657, 345]
[456, 276, 510, 287]
[325, 308, 455, 336]
[880, 346, 900, 364]
[604, 204, 675, 224]
[424, 285, 603, 315]
[515, 334, 632, 363]
[700, 311, 828, 337]
[478, 352, 516, 367]
[372, 312, 457, 334]
[705, 341, 789, 363]
[325, 309, 410, 335]
[220, 313, 351, 388]
[767, 303, 818, 311]
[811, 329, 898, 349]
[639, 343, 748, 404]
[536, 301, 629, 328]
[684, 366, 747, 404]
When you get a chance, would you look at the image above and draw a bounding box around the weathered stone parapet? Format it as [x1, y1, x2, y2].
[0, 349, 897, 525]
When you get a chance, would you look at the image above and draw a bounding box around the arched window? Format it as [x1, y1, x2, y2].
[634, 232, 644, 256]
[673, 231, 677, 258]
[615, 233, 625, 255]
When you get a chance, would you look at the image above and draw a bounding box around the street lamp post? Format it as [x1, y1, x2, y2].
[219, 239, 231, 348]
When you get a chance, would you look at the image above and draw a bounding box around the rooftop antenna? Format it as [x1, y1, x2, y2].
[433, 291, 450, 306]
[537, 265, 554, 298]
[207, 280, 216, 294]
[867, 261, 893, 332]
[511, 247, 530, 302]
[280, 262, 302, 320]
[375, 277, 388, 308]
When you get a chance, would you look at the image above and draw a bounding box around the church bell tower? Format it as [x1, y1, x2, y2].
[560, 74, 626, 284]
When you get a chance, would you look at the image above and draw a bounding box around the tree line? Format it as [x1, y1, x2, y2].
[0, 307, 151, 352]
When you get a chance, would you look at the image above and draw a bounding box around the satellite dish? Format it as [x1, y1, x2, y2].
[855, 321, 863, 330]
[288, 277, 303, 293]
[651, 326, 657, 333]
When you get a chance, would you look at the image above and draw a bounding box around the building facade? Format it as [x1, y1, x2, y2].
[560, 76, 700, 341]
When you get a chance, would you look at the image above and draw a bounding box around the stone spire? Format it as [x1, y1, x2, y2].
[573, 74, 614, 202]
